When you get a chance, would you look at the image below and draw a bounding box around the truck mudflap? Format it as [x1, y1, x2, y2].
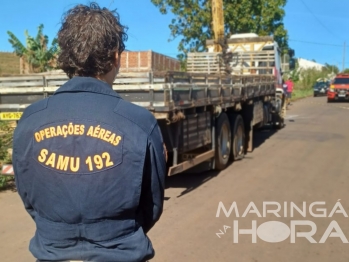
[167, 150, 215, 176]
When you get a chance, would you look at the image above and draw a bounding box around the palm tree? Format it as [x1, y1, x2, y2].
[7, 24, 58, 73]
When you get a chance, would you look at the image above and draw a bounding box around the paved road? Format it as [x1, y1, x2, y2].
[1, 96, 349, 262]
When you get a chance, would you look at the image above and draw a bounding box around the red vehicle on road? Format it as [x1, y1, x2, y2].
[327, 73, 349, 102]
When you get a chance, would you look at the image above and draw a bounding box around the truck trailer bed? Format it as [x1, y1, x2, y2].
[0, 71, 276, 117]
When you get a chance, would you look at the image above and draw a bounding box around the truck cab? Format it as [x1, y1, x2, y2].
[328, 73, 349, 102]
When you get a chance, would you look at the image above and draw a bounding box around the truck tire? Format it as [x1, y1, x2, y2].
[214, 113, 231, 170]
[255, 105, 268, 130]
[231, 114, 245, 161]
[272, 96, 285, 129]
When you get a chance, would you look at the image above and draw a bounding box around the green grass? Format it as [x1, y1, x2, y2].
[0, 175, 14, 191]
[291, 88, 313, 101]
[0, 52, 20, 76]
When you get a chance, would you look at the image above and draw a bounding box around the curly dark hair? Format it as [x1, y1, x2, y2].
[57, 2, 128, 78]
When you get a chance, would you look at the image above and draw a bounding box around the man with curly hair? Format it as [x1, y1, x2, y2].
[12, 3, 166, 262]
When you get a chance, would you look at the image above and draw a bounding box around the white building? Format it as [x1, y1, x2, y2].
[297, 58, 324, 71]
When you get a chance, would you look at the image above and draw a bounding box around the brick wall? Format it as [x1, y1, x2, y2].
[120, 51, 180, 72]
[151, 51, 181, 72]
[0, 52, 20, 76]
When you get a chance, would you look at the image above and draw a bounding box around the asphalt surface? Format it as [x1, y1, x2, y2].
[1, 96, 349, 262]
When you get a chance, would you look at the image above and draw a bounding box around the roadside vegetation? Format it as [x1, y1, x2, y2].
[7, 24, 59, 73]
[2, 23, 58, 189]
[287, 62, 339, 101]
[0, 121, 15, 190]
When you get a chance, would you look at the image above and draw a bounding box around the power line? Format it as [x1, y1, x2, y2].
[298, 0, 343, 40]
[289, 39, 344, 47]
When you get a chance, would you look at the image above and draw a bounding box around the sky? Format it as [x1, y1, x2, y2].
[0, 0, 349, 69]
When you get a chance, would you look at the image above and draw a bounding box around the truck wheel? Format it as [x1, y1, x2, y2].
[215, 113, 231, 170]
[231, 114, 245, 161]
[272, 96, 285, 129]
[255, 105, 268, 130]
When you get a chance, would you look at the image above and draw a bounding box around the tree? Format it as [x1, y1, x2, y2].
[7, 24, 58, 73]
[323, 63, 339, 74]
[342, 68, 349, 74]
[151, 0, 288, 60]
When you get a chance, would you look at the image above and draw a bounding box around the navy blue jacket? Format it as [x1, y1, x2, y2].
[12, 77, 166, 262]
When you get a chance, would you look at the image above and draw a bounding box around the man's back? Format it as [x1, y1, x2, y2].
[13, 77, 165, 261]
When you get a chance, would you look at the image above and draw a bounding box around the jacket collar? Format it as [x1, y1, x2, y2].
[54, 76, 120, 98]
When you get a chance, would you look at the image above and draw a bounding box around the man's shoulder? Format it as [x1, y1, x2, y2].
[114, 99, 157, 136]
[20, 98, 49, 122]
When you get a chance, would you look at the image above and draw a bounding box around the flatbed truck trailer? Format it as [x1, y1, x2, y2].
[0, 35, 288, 176]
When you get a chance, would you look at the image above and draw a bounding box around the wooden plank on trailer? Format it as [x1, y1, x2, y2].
[188, 52, 221, 56]
[153, 78, 165, 83]
[0, 87, 44, 94]
[44, 87, 60, 92]
[45, 75, 69, 80]
[45, 81, 67, 86]
[0, 82, 44, 87]
[114, 78, 150, 84]
[129, 102, 152, 107]
[112, 83, 166, 91]
[0, 76, 43, 81]
[186, 65, 220, 68]
[0, 104, 30, 110]
[187, 59, 219, 62]
[117, 72, 150, 78]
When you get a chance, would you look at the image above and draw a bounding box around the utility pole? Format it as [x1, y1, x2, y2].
[343, 41, 346, 72]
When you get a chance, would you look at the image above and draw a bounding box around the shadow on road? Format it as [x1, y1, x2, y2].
[165, 126, 281, 198]
[253, 125, 280, 150]
[165, 169, 220, 198]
